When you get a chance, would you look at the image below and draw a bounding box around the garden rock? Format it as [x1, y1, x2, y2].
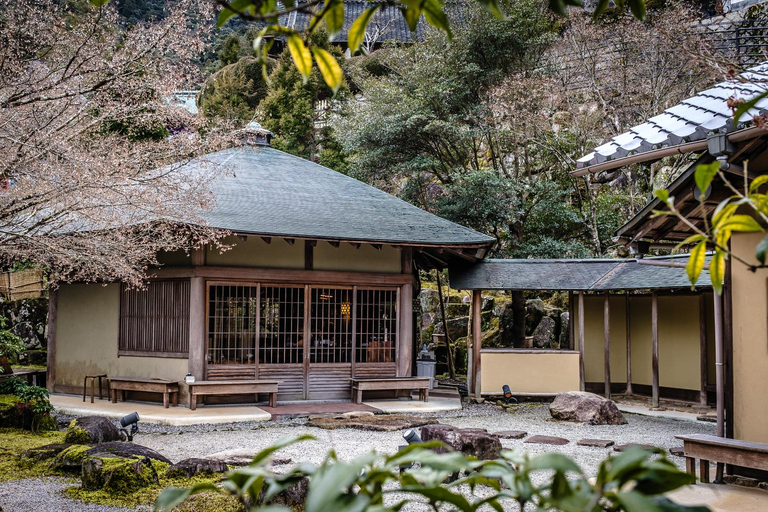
[525, 435, 569, 446]
[167, 458, 228, 478]
[308, 414, 436, 432]
[558, 312, 570, 348]
[549, 391, 627, 425]
[21, 443, 73, 462]
[53, 444, 92, 470]
[494, 430, 527, 440]
[85, 441, 171, 464]
[577, 439, 614, 448]
[525, 299, 546, 335]
[81, 455, 159, 493]
[258, 477, 309, 508]
[420, 424, 502, 460]
[498, 303, 515, 347]
[64, 416, 123, 444]
[532, 316, 557, 348]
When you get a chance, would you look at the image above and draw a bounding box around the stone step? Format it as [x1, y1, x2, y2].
[494, 430, 527, 440]
[577, 439, 614, 448]
[524, 435, 569, 446]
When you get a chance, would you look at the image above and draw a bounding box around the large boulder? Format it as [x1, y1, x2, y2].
[549, 392, 627, 425]
[498, 303, 515, 347]
[64, 416, 122, 444]
[167, 458, 229, 479]
[81, 455, 159, 493]
[420, 424, 502, 460]
[532, 316, 557, 348]
[21, 443, 73, 462]
[419, 289, 440, 313]
[525, 299, 546, 336]
[85, 441, 171, 464]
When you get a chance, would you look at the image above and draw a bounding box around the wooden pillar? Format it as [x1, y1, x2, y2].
[625, 294, 632, 396]
[699, 293, 709, 406]
[652, 292, 660, 408]
[46, 287, 58, 392]
[188, 245, 206, 381]
[303, 284, 311, 399]
[578, 291, 585, 391]
[188, 277, 206, 381]
[472, 289, 482, 397]
[397, 248, 414, 378]
[604, 294, 611, 399]
[568, 291, 575, 350]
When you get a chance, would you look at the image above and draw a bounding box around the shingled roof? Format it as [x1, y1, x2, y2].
[179, 145, 494, 248]
[279, 1, 464, 45]
[449, 254, 713, 291]
[574, 63, 768, 176]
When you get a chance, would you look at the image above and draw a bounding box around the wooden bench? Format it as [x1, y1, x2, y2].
[350, 377, 430, 404]
[187, 380, 279, 411]
[109, 377, 179, 409]
[676, 434, 768, 483]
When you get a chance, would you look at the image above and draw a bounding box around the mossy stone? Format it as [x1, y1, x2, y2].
[54, 444, 92, 470]
[81, 455, 159, 494]
[64, 420, 92, 445]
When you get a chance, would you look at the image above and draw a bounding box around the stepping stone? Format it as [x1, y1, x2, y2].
[577, 439, 614, 448]
[524, 435, 569, 446]
[494, 430, 527, 440]
[669, 447, 685, 457]
[613, 443, 657, 452]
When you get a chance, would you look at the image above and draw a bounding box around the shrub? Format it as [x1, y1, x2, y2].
[155, 436, 709, 512]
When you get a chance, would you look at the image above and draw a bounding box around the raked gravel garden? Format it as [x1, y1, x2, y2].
[0, 401, 716, 512]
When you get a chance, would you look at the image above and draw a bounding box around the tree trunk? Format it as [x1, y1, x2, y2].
[511, 291, 526, 348]
[435, 270, 456, 380]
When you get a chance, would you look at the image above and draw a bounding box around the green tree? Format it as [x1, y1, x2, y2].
[259, 31, 349, 164]
[198, 56, 275, 121]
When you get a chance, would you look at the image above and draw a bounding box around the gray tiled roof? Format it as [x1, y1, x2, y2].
[449, 255, 713, 291]
[181, 145, 494, 246]
[280, 1, 464, 44]
[575, 63, 768, 173]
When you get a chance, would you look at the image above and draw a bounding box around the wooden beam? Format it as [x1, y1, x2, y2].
[261, 237, 272, 244]
[578, 291, 585, 391]
[652, 292, 660, 408]
[151, 266, 413, 286]
[328, 241, 340, 248]
[398, 282, 414, 377]
[604, 294, 611, 399]
[372, 244, 382, 251]
[699, 293, 709, 406]
[472, 289, 482, 397]
[626, 295, 633, 396]
[188, 277, 206, 381]
[284, 238, 295, 245]
[304, 240, 314, 271]
[190, 246, 205, 266]
[46, 287, 58, 391]
[350, 243, 361, 249]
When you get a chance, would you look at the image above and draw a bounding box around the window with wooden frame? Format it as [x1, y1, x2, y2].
[119, 280, 190, 357]
[206, 283, 398, 366]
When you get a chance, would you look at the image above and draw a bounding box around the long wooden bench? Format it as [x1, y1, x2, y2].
[350, 377, 430, 404]
[109, 377, 179, 409]
[676, 434, 768, 483]
[187, 380, 279, 410]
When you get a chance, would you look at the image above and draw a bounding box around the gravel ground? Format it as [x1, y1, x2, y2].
[0, 477, 136, 512]
[131, 402, 715, 475]
[3, 403, 716, 512]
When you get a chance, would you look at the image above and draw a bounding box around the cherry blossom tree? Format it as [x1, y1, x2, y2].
[0, 0, 229, 287]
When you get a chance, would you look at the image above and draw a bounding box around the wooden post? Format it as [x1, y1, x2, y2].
[398, 248, 414, 378]
[46, 287, 58, 392]
[699, 293, 709, 406]
[472, 290, 482, 397]
[604, 294, 611, 399]
[625, 294, 632, 396]
[303, 284, 311, 399]
[568, 291, 575, 350]
[578, 291, 585, 391]
[188, 277, 206, 381]
[652, 292, 660, 408]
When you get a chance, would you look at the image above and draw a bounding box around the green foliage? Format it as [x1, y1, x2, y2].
[0, 316, 25, 364]
[656, 161, 768, 294]
[198, 57, 275, 121]
[259, 31, 349, 164]
[0, 378, 55, 432]
[156, 437, 706, 512]
[0, 428, 67, 482]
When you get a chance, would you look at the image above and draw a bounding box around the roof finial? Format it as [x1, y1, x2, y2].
[234, 121, 273, 147]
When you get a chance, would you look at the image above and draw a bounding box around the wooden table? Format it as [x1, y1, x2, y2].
[350, 377, 431, 404]
[109, 377, 179, 409]
[676, 434, 768, 482]
[187, 380, 279, 410]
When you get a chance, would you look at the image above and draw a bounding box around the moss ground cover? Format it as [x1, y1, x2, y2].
[0, 427, 66, 481]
